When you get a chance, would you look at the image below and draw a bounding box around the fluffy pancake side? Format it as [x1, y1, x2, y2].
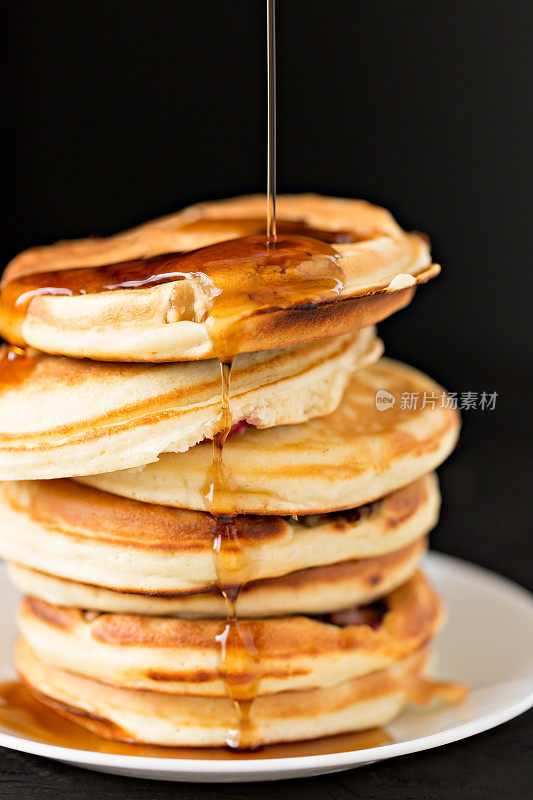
[16, 641, 464, 747]
[17, 571, 443, 697]
[0, 475, 438, 596]
[7, 537, 426, 618]
[80, 359, 460, 514]
[0, 329, 381, 480]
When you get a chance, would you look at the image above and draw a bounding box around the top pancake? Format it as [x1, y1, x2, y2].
[0, 195, 438, 361]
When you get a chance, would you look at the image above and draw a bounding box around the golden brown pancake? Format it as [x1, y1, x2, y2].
[17, 572, 443, 697]
[0, 475, 438, 598]
[0, 195, 438, 361]
[18, 640, 467, 747]
[0, 329, 380, 480]
[7, 538, 427, 619]
[80, 359, 460, 514]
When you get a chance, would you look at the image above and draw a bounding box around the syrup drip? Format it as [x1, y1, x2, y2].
[210, 359, 233, 496]
[203, 360, 262, 750]
[0, 681, 391, 757]
[5, 345, 27, 360]
[0, 345, 42, 390]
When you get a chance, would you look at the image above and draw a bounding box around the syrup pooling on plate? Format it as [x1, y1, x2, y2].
[0, 225, 350, 361]
[0, 681, 391, 757]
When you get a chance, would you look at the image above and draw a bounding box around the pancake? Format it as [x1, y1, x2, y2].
[17, 571, 443, 697]
[0, 475, 438, 598]
[0, 328, 381, 480]
[7, 538, 427, 618]
[18, 640, 466, 747]
[0, 195, 438, 361]
[80, 358, 460, 514]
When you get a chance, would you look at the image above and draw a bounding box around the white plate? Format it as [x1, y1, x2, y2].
[0, 551, 532, 782]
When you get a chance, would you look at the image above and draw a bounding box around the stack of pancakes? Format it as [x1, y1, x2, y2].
[0, 195, 465, 748]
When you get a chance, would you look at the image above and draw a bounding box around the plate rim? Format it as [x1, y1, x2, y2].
[0, 551, 532, 777]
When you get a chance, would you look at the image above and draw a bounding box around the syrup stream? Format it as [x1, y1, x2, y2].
[266, 0, 276, 241]
[207, 0, 279, 750]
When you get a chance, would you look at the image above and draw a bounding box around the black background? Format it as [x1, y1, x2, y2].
[1, 0, 532, 796]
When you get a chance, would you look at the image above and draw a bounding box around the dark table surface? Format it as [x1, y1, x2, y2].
[0, 360, 531, 798]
